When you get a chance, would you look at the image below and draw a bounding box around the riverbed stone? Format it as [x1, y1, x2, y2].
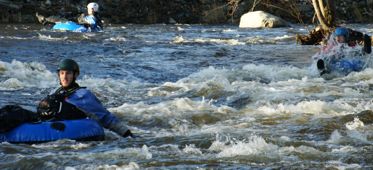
[239, 11, 288, 28]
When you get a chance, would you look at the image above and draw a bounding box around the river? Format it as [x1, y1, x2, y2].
[0, 23, 372, 169]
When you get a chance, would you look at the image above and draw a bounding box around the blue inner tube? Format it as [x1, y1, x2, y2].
[52, 21, 87, 32]
[317, 58, 365, 76]
[0, 119, 104, 143]
[331, 59, 364, 74]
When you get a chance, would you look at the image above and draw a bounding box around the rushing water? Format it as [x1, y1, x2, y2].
[0, 23, 372, 169]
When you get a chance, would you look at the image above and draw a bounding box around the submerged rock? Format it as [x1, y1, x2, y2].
[239, 11, 288, 28]
[297, 110, 373, 140]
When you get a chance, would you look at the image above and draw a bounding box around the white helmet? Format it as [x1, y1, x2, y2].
[87, 2, 99, 12]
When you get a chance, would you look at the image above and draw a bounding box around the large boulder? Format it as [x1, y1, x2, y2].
[239, 11, 288, 28]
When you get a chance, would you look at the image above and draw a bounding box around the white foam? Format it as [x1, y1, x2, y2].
[111, 97, 229, 118]
[256, 100, 327, 115]
[222, 28, 237, 33]
[96, 162, 140, 170]
[148, 67, 233, 97]
[32, 142, 90, 150]
[172, 35, 185, 44]
[280, 145, 323, 156]
[208, 135, 278, 158]
[38, 33, 68, 41]
[177, 26, 184, 31]
[273, 35, 293, 41]
[194, 38, 244, 45]
[182, 144, 203, 155]
[325, 161, 361, 170]
[150, 64, 311, 101]
[0, 60, 56, 90]
[345, 117, 364, 130]
[331, 146, 356, 153]
[76, 145, 152, 160]
[279, 136, 291, 141]
[242, 64, 308, 82]
[0, 36, 31, 40]
[0, 78, 24, 90]
[171, 36, 244, 45]
[104, 36, 127, 42]
[110, 97, 235, 137]
[244, 36, 276, 44]
[66, 162, 140, 170]
[244, 35, 294, 44]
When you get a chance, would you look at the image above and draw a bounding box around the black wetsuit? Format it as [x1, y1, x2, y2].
[347, 28, 372, 54]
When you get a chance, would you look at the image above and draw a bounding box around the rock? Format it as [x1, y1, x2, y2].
[239, 11, 288, 28]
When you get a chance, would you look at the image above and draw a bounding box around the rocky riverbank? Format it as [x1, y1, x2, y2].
[0, 0, 372, 24]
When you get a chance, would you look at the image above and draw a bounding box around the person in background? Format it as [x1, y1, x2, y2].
[36, 2, 103, 32]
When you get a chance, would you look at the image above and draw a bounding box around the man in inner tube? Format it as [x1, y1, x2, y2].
[37, 59, 133, 138]
[332, 27, 371, 54]
[36, 2, 103, 32]
[317, 27, 372, 75]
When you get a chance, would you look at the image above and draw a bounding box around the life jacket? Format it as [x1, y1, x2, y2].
[83, 14, 103, 32]
[62, 84, 130, 136]
[38, 83, 87, 121]
[65, 88, 120, 129]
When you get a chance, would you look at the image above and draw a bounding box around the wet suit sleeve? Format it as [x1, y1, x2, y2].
[66, 89, 130, 137]
[363, 34, 371, 54]
[348, 29, 371, 54]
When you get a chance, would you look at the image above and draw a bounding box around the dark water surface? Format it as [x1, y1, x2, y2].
[0, 23, 372, 169]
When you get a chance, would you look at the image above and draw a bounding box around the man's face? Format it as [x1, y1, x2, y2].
[88, 8, 94, 15]
[335, 35, 346, 43]
[59, 70, 75, 88]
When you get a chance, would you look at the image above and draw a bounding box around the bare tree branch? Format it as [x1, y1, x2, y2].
[312, 0, 329, 29]
[318, 0, 326, 18]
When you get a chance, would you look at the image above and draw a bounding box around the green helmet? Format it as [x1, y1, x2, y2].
[58, 59, 80, 74]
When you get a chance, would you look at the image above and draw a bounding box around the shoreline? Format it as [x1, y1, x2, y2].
[1, 0, 372, 24]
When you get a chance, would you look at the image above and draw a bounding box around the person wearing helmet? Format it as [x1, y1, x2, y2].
[36, 59, 133, 138]
[1, 59, 133, 137]
[77, 2, 103, 32]
[334, 27, 349, 43]
[333, 27, 371, 54]
[36, 2, 103, 32]
[317, 27, 371, 76]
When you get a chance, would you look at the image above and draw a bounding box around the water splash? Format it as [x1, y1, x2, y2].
[209, 134, 278, 158]
[0, 60, 56, 90]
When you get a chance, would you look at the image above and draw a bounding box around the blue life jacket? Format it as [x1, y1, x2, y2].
[83, 15, 102, 32]
[64, 88, 119, 128]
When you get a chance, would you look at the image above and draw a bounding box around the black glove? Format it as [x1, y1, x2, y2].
[123, 130, 134, 138]
[37, 94, 63, 120]
[108, 122, 135, 138]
